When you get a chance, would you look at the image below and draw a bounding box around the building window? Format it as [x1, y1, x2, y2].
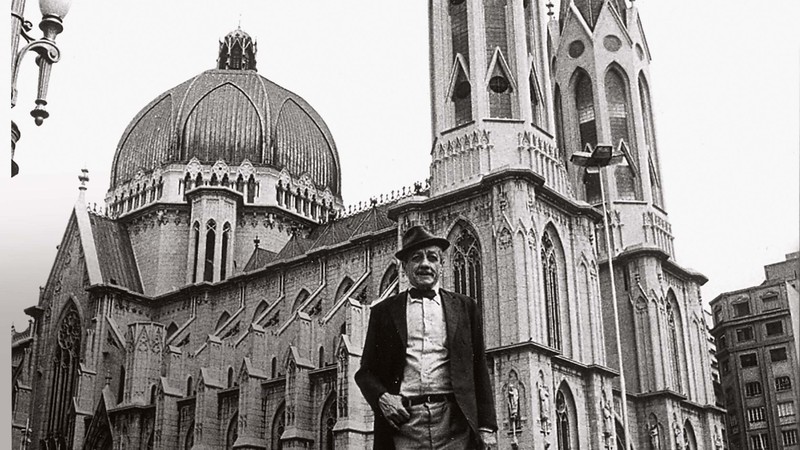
[745, 382, 763, 397]
[204, 220, 217, 282]
[718, 335, 726, 350]
[762, 294, 779, 310]
[732, 302, 750, 317]
[452, 227, 483, 310]
[736, 326, 754, 342]
[45, 303, 82, 445]
[750, 433, 768, 450]
[449, 0, 472, 126]
[765, 320, 783, 336]
[721, 359, 730, 375]
[777, 401, 795, 418]
[191, 222, 200, 283]
[783, 429, 798, 446]
[770, 347, 788, 362]
[556, 391, 571, 450]
[575, 72, 597, 155]
[221, 223, 231, 281]
[319, 393, 337, 450]
[747, 407, 766, 424]
[667, 297, 684, 393]
[541, 232, 562, 351]
[740, 353, 758, 368]
[776, 376, 792, 391]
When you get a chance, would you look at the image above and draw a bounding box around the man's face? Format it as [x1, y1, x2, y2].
[402, 245, 443, 291]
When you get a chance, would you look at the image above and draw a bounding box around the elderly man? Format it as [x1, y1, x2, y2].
[356, 225, 497, 449]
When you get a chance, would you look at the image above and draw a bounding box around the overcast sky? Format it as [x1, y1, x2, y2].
[3, 1, 798, 330]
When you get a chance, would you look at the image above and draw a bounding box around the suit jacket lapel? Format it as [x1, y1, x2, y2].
[441, 290, 461, 348]
[389, 292, 408, 346]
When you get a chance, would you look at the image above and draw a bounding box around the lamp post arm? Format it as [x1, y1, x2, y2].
[11, 38, 61, 108]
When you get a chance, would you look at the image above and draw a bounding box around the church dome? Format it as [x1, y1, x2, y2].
[110, 28, 341, 196]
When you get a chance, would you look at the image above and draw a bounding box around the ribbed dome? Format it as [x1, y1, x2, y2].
[110, 44, 340, 195]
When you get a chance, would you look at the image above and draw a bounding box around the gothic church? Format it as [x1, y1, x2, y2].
[11, 1, 724, 449]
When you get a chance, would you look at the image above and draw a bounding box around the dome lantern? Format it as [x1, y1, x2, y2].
[217, 26, 257, 71]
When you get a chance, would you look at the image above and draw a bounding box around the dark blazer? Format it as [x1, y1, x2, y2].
[355, 289, 497, 450]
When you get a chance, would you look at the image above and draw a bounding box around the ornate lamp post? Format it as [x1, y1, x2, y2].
[10, 0, 72, 177]
[571, 144, 631, 449]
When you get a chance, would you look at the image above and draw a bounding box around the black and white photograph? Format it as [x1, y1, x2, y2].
[6, 1, 799, 449]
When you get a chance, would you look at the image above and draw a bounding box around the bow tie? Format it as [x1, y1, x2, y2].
[409, 288, 436, 299]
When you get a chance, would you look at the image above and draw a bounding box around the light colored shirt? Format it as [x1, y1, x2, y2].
[400, 287, 453, 396]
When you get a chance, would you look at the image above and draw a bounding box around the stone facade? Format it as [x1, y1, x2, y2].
[11, 2, 724, 449]
[710, 253, 799, 450]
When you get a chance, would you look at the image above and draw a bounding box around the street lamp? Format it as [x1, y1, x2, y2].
[571, 143, 631, 449]
[10, 0, 73, 177]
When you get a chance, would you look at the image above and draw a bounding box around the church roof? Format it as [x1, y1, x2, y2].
[243, 247, 277, 272]
[88, 212, 143, 293]
[109, 29, 340, 197]
[246, 203, 396, 272]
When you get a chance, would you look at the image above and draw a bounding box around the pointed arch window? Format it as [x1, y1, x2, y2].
[272, 403, 285, 450]
[523, 0, 535, 56]
[379, 264, 399, 298]
[452, 65, 473, 126]
[336, 278, 354, 301]
[449, 0, 470, 64]
[337, 346, 349, 418]
[293, 289, 310, 313]
[575, 72, 597, 150]
[542, 232, 562, 350]
[320, 393, 337, 450]
[606, 69, 640, 200]
[192, 222, 200, 283]
[204, 220, 216, 282]
[484, 0, 514, 119]
[556, 391, 570, 449]
[230, 43, 243, 70]
[184, 420, 194, 450]
[186, 377, 194, 397]
[215, 311, 231, 334]
[117, 365, 126, 404]
[530, 69, 544, 129]
[45, 303, 81, 444]
[221, 222, 231, 281]
[253, 301, 269, 324]
[452, 226, 483, 309]
[246, 175, 256, 203]
[554, 85, 568, 164]
[667, 296, 684, 394]
[639, 74, 664, 208]
[226, 413, 238, 450]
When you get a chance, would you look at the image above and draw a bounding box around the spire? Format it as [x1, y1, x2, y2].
[217, 26, 257, 71]
[78, 167, 89, 203]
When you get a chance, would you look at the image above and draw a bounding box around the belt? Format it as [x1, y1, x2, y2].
[402, 393, 456, 407]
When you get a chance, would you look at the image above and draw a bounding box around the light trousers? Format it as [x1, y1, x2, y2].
[393, 399, 474, 449]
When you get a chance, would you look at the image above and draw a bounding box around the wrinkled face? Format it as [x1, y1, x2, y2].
[402, 245, 443, 291]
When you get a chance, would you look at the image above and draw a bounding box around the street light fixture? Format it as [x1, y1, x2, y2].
[571, 143, 631, 450]
[10, 0, 73, 177]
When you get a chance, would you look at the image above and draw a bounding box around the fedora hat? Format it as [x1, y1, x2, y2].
[395, 225, 450, 260]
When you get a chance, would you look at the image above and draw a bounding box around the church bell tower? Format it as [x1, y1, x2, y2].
[428, 0, 563, 196]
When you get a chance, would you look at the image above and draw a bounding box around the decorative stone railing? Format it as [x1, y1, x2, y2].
[517, 127, 573, 199]
[643, 211, 675, 258]
[339, 180, 429, 219]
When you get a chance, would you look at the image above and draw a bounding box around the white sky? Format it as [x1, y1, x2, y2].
[2, 1, 798, 330]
